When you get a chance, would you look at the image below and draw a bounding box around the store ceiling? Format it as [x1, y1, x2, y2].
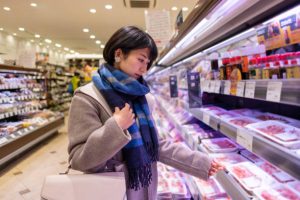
[0, 0, 197, 55]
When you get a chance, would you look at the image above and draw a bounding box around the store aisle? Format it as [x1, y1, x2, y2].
[0, 116, 70, 200]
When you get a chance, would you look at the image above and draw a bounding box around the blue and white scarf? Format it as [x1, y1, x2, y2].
[92, 63, 159, 190]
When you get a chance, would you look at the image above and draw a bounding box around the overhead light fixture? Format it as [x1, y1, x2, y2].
[35, 34, 40, 38]
[30, 3, 37, 7]
[3, 7, 11, 11]
[100, 44, 105, 48]
[95, 40, 101, 44]
[13, 33, 17, 36]
[18, 27, 25, 31]
[105, 4, 112, 10]
[55, 43, 62, 48]
[30, 39, 34, 42]
[171, 6, 177, 11]
[39, 43, 43, 45]
[90, 35, 96, 39]
[45, 39, 52, 44]
[64, 47, 70, 51]
[83, 28, 89, 33]
[70, 50, 75, 53]
[0, 28, 3, 31]
[89, 8, 96, 13]
[182, 7, 188, 11]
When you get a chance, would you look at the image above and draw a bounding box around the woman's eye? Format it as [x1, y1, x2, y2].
[138, 58, 144, 63]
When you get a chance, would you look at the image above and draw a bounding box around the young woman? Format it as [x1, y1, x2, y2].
[68, 26, 223, 200]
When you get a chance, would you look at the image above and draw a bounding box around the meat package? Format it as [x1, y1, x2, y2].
[254, 113, 300, 128]
[192, 176, 230, 200]
[288, 181, 300, 195]
[231, 108, 262, 117]
[214, 111, 242, 120]
[225, 116, 260, 128]
[253, 184, 300, 200]
[240, 149, 263, 163]
[210, 153, 248, 169]
[157, 178, 172, 200]
[201, 106, 227, 115]
[201, 138, 239, 153]
[246, 120, 300, 148]
[227, 162, 275, 193]
[256, 161, 294, 183]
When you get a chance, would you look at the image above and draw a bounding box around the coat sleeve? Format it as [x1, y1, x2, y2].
[67, 93, 131, 172]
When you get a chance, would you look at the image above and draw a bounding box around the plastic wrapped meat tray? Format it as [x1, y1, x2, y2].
[210, 153, 248, 169]
[214, 111, 242, 120]
[192, 176, 230, 200]
[231, 108, 262, 117]
[201, 138, 239, 153]
[227, 162, 275, 193]
[225, 116, 260, 128]
[246, 120, 300, 149]
[254, 112, 300, 128]
[240, 149, 263, 163]
[253, 184, 300, 200]
[201, 106, 227, 115]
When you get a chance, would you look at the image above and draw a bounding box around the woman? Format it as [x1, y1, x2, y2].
[68, 26, 223, 200]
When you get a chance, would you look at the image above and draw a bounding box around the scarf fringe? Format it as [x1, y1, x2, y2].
[128, 164, 152, 191]
[144, 141, 159, 162]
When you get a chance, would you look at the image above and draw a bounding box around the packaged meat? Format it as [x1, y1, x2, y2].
[201, 138, 239, 153]
[231, 108, 262, 117]
[157, 178, 172, 200]
[192, 176, 230, 200]
[168, 178, 191, 199]
[240, 149, 263, 163]
[210, 153, 248, 169]
[226, 116, 260, 128]
[254, 113, 300, 128]
[254, 184, 300, 200]
[288, 181, 300, 195]
[214, 111, 242, 120]
[201, 106, 227, 112]
[227, 162, 275, 193]
[257, 161, 294, 183]
[246, 120, 300, 149]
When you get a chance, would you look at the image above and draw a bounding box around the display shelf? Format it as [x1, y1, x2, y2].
[0, 115, 64, 167]
[188, 108, 300, 179]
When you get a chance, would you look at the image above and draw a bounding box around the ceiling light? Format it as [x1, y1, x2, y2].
[64, 47, 69, 51]
[39, 43, 43, 45]
[55, 43, 62, 48]
[45, 39, 52, 43]
[30, 3, 37, 7]
[171, 7, 177, 11]
[0, 28, 3, 31]
[18, 27, 25, 31]
[35, 34, 40, 38]
[95, 40, 101, 44]
[182, 7, 188, 11]
[100, 44, 105, 48]
[105, 4, 112, 10]
[70, 50, 75, 53]
[13, 33, 17, 36]
[30, 39, 34, 42]
[89, 8, 96, 13]
[83, 28, 89, 33]
[90, 35, 95, 39]
[3, 7, 11, 11]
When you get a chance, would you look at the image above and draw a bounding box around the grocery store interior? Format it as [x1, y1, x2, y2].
[1, 0, 300, 199]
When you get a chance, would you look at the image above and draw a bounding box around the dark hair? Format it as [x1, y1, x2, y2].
[103, 26, 158, 69]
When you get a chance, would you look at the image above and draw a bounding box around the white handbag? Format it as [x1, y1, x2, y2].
[41, 169, 126, 200]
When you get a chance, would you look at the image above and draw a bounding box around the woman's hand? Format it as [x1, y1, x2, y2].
[208, 160, 224, 176]
[113, 103, 135, 130]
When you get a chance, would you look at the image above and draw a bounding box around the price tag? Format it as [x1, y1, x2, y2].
[29, 126, 35, 130]
[0, 114, 4, 119]
[214, 80, 221, 93]
[0, 137, 8, 145]
[245, 81, 256, 98]
[4, 113, 9, 118]
[17, 130, 23, 135]
[209, 81, 216, 93]
[24, 128, 29, 133]
[203, 113, 210, 125]
[237, 128, 253, 151]
[224, 81, 231, 95]
[266, 81, 282, 102]
[236, 81, 245, 97]
[10, 134, 16, 139]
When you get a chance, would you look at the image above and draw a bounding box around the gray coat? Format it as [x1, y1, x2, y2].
[68, 83, 211, 200]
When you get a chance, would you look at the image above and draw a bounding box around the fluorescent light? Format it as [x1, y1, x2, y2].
[18, 27, 25, 31]
[89, 8, 96, 13]
[3, 7, 10, 11]
[105, 4, 112, 10]
[55, 43, 62, 48]
[171, 6, 177, 11]
[263, 4, 300, 25]
[30, 3, 37, 7]
[83, 28, 89, 33]
[30, 39, 34, 42]
[35, 34, 40, 38]
[182, 7, 188, 11]
[0, 28, 3, 31]
[100, 44, 105, 48]
[64, 47, 69, 51]
[90, 35, 95, 39]
[45, 39, 52, 43]
[95, 40, 101, 44]
[13, 33, 17, 36]
[39, 43, 43, 45]
[70, 50, 75, 53]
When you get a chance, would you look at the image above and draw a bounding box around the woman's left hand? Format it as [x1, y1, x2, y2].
[208, 160, 224, 176]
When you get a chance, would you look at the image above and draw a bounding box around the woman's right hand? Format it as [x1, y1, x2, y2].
[113, 103, 135, 130]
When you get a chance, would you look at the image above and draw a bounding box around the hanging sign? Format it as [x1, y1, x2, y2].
[187, 72, 201, 108]
[169, 75, 178, 98]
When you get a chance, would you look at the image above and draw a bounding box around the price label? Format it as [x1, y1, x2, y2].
[209, 81, 216, 93]
[236, 81, 245, 97]
[245, 81, 256, 98]
[24, 128, 29, 133]
[29, 126, 35, 130]
[0, 114, 4, 119]
[203, 113, 210, 125]
[266, 81, 282, 102]
[10, 134, 16, 139]
[17, 130, 23, 135]
[0, 137, 8, 145]
[224, 81, 231, 95]
[237, 128, 253, 151]
[214, 80, 221, 93]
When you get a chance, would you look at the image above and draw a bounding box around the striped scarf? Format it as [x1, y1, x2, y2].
[92, 63, 159, 190]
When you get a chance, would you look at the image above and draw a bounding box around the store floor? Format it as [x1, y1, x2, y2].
[0, 116, 70, 200]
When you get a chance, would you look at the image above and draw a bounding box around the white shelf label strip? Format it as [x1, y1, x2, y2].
[224, 81, 231, 95]
[245, 81, 256, 98]
[237, 128, 253, 151]
[203, 113, 210, 125]
[266, 81, 282, 102]
[236, 82, 245, 97]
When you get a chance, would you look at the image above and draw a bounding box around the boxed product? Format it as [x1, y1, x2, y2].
[231, 108, 262, 117]
[225, 116, 260, 128]
[246, 120, 300, 149]
[201, 138, 239, 153]
[214, 111, 242, 120]
[240, 149, 263, 163]
[253, 184, 300, 200]
[210, 153, 248, 169]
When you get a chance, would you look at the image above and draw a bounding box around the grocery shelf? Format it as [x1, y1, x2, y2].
[188, 108, 300, 179]
[0, 115, 64, 167]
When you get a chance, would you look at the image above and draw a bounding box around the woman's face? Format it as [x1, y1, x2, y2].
[116, 48, 150, 79]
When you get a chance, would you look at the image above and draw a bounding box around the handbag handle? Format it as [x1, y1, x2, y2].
[59, 164, 71, 175]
